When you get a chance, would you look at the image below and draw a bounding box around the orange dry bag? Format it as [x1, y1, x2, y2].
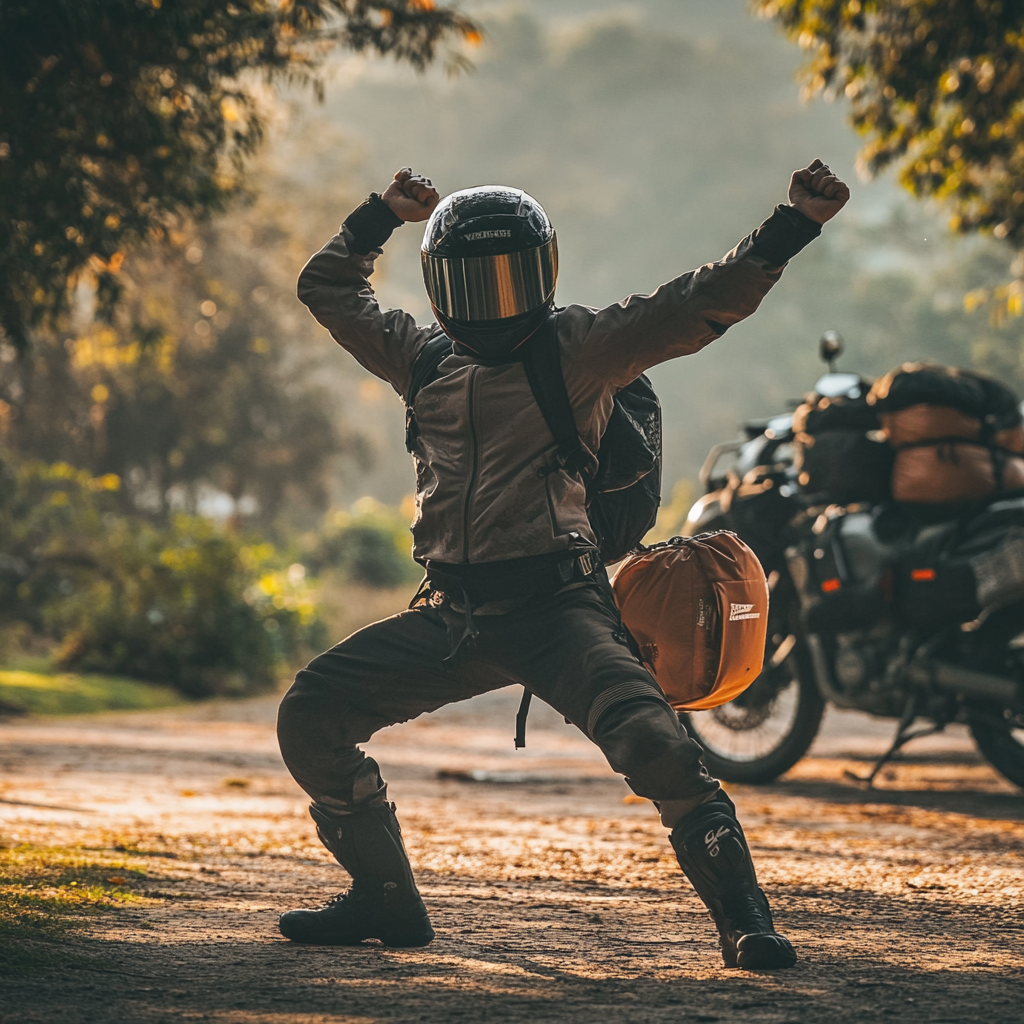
[611, 532, 769, 711]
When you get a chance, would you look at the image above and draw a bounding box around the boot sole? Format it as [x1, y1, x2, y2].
[280, 930, 435, 947]
[733, 933, 797, 970]
[279, 918, 435, 947]
[379, 928, 435, 948]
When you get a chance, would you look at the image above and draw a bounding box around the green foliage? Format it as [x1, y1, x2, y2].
[0, 209, 361, 524]
[0, 668, 183, 716]
[0, 457, 121, 634]
[0, 0, 478, 351]
[753, 0, 1024, 244]
[0, 453, 326, 696]
[309, 499, 421, 588]
[645, 479, 695, 543]
[50, 516, 327, 696]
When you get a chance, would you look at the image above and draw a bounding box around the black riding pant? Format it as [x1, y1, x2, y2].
[277, 578, 720, 830]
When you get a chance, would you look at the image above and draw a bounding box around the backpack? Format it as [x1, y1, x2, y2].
[405, 313, 662, 565]
[611, 532, 768, 711]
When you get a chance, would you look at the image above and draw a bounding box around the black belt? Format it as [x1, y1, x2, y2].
[424, 549, 601, 605]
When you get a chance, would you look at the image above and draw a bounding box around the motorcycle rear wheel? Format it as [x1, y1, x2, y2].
[680, 640, 824, 785]
[969, 708, 1024, 790]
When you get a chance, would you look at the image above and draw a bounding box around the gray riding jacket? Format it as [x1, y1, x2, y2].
[297, 202, 820, 566]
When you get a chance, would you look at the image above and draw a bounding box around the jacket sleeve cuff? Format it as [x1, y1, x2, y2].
[749, 205, 822, 266]
[343, 193, 405, 255]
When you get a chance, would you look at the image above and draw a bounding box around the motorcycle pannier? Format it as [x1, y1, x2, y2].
[898, 498, 1024, 628]
[869, 363, 1024, 504]
[611, 532, 768, 711]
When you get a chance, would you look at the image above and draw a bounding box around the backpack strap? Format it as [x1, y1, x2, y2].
[522, 313, 597, 483]
[405, 331, 453, 453]
[514, 688, 532, 749]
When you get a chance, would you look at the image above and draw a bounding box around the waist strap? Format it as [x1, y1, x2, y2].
[425, 549, 600, 604]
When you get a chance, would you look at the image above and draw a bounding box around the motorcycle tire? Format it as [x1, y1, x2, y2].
[680, 640, 824, 785]
[969, 708, 1024, 790]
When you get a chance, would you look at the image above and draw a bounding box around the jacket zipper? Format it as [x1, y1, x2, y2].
[462, 366, 480, 563]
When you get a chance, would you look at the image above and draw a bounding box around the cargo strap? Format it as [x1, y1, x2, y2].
[442, 586, 481, 668]
[514, 689, 532, 749]
[894, 436, 1021, 491]
[894, 435, 1009, 451]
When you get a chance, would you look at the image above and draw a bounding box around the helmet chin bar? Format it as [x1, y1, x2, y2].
[422, 236, 558, 321]
[432, 300, 554, 361]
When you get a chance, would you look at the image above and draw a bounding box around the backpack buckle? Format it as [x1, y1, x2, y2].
[577, 552, 594, 577]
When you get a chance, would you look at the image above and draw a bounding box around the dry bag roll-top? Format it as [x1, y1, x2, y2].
[869, 363, 1024, 504]
[612, 531, 768, 711]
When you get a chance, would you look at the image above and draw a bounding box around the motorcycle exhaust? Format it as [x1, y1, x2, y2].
[807, 634, 1020, 707]
[907, 660, 1019, 705]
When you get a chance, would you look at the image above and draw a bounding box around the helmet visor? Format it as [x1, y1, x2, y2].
[421, 236, 557, 321]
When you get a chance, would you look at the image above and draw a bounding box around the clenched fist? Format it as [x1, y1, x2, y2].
[382, 167, 440, 223]
[788, 159, 850, 225]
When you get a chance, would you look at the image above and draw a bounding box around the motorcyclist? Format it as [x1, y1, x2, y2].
[277, 159, 849, 968]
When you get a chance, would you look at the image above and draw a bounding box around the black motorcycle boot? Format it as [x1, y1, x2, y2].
[279, 802, 434, 947]
[670, 797, 797, 969]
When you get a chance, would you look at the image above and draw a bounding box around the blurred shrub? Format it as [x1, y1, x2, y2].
[0, 453, 325, 697]
[0, 457, 119, 633]
[645, 479, 695, 543]
[308, 498, 421, 589]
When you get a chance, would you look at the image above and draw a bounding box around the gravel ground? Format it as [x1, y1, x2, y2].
[1, 686, 1022, 1023]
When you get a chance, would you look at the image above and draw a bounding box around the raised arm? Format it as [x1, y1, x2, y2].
[568, 160, 850, 387]
[296, 168, 441, 398]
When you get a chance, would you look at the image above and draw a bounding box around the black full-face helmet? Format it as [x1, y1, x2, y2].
[421, 186, 557, 359]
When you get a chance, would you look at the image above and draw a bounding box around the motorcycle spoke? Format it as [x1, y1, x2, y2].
[688, 679, 800, 762]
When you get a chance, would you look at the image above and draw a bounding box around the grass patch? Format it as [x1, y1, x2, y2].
[0, 843, 151, 975]
[0, 668, 184, 717]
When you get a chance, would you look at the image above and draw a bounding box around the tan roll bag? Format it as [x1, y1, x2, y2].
[880, 403, 1024, 502]
[869, 364, 1024, 503]
[612, 531, 768, 712]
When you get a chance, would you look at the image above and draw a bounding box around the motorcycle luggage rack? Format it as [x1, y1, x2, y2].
[699, 439, 744, 491]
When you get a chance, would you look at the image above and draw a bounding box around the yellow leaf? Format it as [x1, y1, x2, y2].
[963, 288, 988, 313]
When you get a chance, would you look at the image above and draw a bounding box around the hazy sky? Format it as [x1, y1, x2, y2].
[276, 0, 963, 503]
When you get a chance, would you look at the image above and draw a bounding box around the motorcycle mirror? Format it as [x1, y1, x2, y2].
[819, 330, 844, 371]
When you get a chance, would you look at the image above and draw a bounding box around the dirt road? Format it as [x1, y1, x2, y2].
[1, 687, 1022, 1023]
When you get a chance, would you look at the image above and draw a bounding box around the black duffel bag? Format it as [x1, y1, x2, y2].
[871, 362, 1022, 434]
[793, 379, 892, 506]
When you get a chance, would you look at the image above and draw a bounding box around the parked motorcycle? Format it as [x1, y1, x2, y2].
[681, 333, 1024, 789]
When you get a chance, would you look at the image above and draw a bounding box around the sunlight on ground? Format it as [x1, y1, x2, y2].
[0, 692, 1021, 1021]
